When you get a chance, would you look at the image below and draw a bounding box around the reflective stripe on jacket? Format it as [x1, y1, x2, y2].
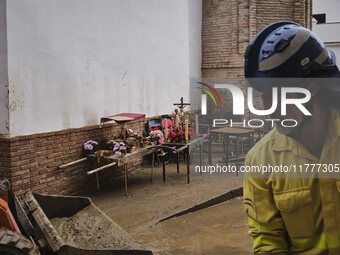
[244, 107, 340, 254]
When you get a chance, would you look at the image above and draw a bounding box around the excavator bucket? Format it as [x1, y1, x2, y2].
[24, 191, 152, 255]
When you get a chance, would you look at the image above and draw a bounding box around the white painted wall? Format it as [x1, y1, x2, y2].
[0, 0, 9, 136]
[313, 0, 339, 23]
[312, 0, 340, 66]
[189, 0, 202, 80]
[5, 0, 202, 136]
[313, 23, 340, 65]
[188, 0, 202, 112]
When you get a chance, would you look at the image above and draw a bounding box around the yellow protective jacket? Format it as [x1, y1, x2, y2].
[244, 107, 340, 255]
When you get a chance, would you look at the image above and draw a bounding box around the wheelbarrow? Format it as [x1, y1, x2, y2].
[24, 191, 153, 255]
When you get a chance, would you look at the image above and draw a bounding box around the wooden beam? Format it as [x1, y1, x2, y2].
[57, 157, 88, 169]
[86, 162, 117, 175]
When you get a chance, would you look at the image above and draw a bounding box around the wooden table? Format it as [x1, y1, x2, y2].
[209, 127, 254, 172]
[225, 124, 264, 140]
[87, 146, 158, 196]
[62, 136, 208, 196]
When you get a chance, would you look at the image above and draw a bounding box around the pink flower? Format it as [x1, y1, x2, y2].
[113, 143, 120, 151]
[115, 151, 122, 156]
[84, 140, 98, 150]
[162, 119, 173, 128]
[84, 144, 93, 150]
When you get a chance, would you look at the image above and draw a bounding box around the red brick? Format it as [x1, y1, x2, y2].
[12, 159, 30, 167]
[19, 153, 36, 161]
[12, 169, 30, 177]
[11, 150, 31, 157]
[20, 162, 39, 170]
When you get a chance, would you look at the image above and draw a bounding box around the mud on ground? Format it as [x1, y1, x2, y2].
[83, 159, 252, 254]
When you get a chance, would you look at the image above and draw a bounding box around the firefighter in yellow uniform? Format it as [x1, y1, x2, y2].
[243, 21, 340, 254]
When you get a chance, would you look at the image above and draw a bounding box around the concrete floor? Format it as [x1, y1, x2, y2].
[83, 160, 252, 255]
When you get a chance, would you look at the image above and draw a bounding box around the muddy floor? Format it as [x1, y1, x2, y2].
[141, 198, 251, 255]
[83, 157, 253, 255]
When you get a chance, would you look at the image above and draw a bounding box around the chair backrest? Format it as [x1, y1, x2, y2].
[198, 124, 210, 135]
[160, 115, 173, 129]
[146, 118, 163, 135]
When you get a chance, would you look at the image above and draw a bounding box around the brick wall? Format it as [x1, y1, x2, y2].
[201, 0, 312, 119]
[0, 139, 11, 180]
[202, 0, 313, 78]
[1, 114, 184, 198]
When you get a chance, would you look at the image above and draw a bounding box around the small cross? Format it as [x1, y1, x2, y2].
[173, 97, 190, 110]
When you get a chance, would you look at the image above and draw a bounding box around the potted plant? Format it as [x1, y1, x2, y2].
[140, 137, 150, 148]
[113, 141, 127, 157]
[83, 140, 99, 154]
[149, 130, 164, 144]
[168, 126, 195, 143]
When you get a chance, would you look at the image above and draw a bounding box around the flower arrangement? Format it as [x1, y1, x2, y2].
[113, 142, 126, 156]
[168, 126, 195, 143]
[149, 130, 164, 144]
[106, 140, 126, 156]
[83, 140, 98, 152]
[139, 136, 150, 147]
[162, 119, 174, 129]
[126, 137, 137, 147]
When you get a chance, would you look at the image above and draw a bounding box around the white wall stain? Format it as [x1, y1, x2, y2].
[9, 101, 17, 112]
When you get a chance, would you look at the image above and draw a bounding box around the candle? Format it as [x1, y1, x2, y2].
[185, 120, 189, 144]
[164, 119, 168, 142]
[175, 115, 179, 128]
[195, 114, 199, 136]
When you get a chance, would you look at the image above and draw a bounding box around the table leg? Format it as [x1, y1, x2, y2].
[251, 132, 254, 147]
[226, 135, 229, 165]
[208, 134, 212, 165]
[236, 135, 239, 176]
[124, 164, 128, 196]
[96, 172, 100, 190]
[151, 152, 154, 182]
[199, 142, 202, 175]
[177, 152, 180, 174]
[187, 148, 190, 184]
[95, 161, 100, 190]
[163, 161, 166, 182]
[241, 137, 244, 155]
